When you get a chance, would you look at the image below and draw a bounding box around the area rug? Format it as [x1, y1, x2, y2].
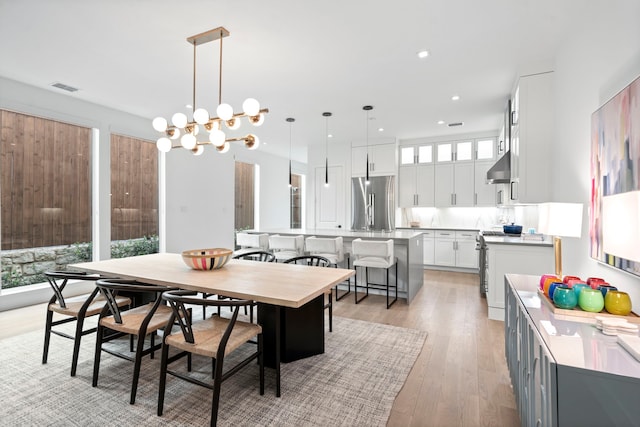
[0, 316, 426, 426]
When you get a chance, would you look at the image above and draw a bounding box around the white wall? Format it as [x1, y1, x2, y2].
[551, 2, 640, 300]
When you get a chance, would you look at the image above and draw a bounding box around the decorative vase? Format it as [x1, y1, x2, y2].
[553, 284, 578, 309]
[572, 283, 589, 300]
[604, 290, 632, 316]
[548, 282, 563, 301]
[578, 288, 605, 313]
[540, 274, 558, 291]
[597, 284, 618, 298]
[543, 276, 560, 297]
[563, 275, 581, 284]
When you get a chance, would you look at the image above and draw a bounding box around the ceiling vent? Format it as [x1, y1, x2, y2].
[448, 122, 463, 127]
[51, 82, 79, 92]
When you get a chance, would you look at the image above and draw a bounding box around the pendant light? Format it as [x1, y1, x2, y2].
[323, 112, 332, 187]
[363, 105, 373, 185]
[286, 117, 295, 187]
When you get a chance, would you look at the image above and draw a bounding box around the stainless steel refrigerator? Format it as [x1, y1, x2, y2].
[351, 176, 395, 231]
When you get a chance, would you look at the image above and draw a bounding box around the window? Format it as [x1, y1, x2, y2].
[235, 161, 255, 230]
[1, 110, 91, 288]
[110, 134, 159, 258]
[290, 174, 302, 228]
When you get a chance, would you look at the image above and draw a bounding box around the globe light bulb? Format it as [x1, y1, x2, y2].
[226, 118, 241, 130]
[217, 103, 233, 121]
[152, 117, 168, 132]
[181, 133, 197, 150]
[209, 129, 226, 147]
[156, 137, 171, 152]
[192, 124, 200, 136]
[171, 112, 188, 128]
[193, 108, 209, 125]
[245, 134, 259, 150]
[242, 98, 260, 116]
[249, 113, 265, 127]
[216, 141, 230, 153]
[193, 145, 204, 156]
[169, 128, 180, 139]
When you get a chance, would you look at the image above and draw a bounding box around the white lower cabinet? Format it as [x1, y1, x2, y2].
[433, 230, 478, 269]
[422, 230, 435, 265]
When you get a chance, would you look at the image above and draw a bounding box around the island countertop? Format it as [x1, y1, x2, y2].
[249, 228, 424, 240]
[247, 228, 424, 303]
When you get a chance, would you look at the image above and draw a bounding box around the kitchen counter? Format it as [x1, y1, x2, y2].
[248, 228, 424, 303]
[397, 226, 480, 232]
[483, 235, 553, 247]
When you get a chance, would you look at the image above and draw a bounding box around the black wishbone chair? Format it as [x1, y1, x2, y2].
[283, 255, 334, 332]
[92, 278, 177, 405]
[158, 290, 264, 427]
[42, 270, 131, 377]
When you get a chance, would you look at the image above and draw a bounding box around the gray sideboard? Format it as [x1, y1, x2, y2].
[505, 274, 640, 427]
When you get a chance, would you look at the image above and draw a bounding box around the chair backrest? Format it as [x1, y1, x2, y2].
[45, 270, 102, 309]
[268, 235, 305, 255]
[236, 232, 269, 250]
[351, 239, 394, 263]
[95, 278, 175, 325]
[283, 255, 332, 267]
[162, 290, 254, 359]
[305, 236, 344, 263]
[232, 250, 276, 262]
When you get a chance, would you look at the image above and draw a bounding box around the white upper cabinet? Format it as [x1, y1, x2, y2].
[352, 143, 397, 176]
[399, 142, 434, 207]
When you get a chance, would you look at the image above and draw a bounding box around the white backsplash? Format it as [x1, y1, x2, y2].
[399, 205, 541, 231]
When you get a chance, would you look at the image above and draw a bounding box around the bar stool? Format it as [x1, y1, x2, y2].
[305, 236, 351, 301]
[234, 232, 269, 257]
[351, 238, 398, 309]
[268, 234, 304, 262]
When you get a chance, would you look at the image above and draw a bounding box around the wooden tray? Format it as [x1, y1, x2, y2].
[537, 289, 640, 324]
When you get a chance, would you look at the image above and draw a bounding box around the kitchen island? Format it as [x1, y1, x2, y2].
[249, 229, 424, 304]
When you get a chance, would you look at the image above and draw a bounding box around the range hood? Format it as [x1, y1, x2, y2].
[486, 152, 511, 184]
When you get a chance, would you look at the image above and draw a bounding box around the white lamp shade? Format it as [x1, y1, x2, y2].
[152, 117, 168, 132]
[250, 113, 265, 127]
[242, 98, 260, 116]
[217, 103, 233, 121]
[180, 133, 197, 150]
[193, 108, 209, 125]
[226, 118, 241, 130]
[209, 129, 226, 147]
[192, 145, 204, 156]
[171, 112, 188, 128]
[217, 141, 230, 153]
[537, 202, 583, 238]
[169, 128, 180, 139]
[156, 137, 171, 152]
[602, 191, 640, 262]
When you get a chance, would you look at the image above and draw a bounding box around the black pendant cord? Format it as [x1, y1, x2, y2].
[325, 157, 329, 185]
[286, 117, 295, 187]
[363, 105, 373, 183]
[366, 153, 370, 183]
[322, 112, 332, 187]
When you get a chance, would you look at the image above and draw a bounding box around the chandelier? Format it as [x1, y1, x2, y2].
[152, 27, 268, 155]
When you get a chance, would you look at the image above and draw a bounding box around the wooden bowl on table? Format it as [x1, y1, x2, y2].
[181, 248, 232, 270]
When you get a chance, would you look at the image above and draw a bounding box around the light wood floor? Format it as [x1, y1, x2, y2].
[0, 270, 518, 426]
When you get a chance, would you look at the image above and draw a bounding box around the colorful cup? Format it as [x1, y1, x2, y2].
[579, 288, 605, 313]
[572, 283, 589, 300]
[553, 284, 578, 309]
[597, 284, 618, 298]
[548, 282, 563, 300]
[563, 275, 581, 284]
[540, 274, 558, 291]
[543, 276, 560, 296]
[587, 277, 606, 289]
[604, 290, 632, 316]
[565, 278, 584, 288]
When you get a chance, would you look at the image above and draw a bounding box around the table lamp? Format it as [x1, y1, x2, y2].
[538, 202, 584, 278]
[602, 191, 640, 262]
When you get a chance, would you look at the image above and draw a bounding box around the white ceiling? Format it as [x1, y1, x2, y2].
[0, 0, 580, 162]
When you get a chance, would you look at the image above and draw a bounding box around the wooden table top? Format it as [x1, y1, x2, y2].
[70, 253, 354, 308]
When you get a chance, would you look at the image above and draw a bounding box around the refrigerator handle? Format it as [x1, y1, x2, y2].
[368, 193, 375, 227]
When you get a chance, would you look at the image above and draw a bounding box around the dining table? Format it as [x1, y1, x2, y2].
[70, 252, 354, 397]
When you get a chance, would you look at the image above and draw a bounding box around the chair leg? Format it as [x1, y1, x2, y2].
[42, 309, 54, 365]
[328, 293, 333, 332]
[92, 325, 104, 387]
[386, 263, 398, 309]
[130, 332, 146, 405]
[258, 333, 265, 396]
[210, 354, 225, 426]
[70, 316, 85, 376]
[354, 266, 368, 304]
[157, 339, 171, 416]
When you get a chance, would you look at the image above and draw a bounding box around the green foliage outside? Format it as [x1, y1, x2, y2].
[2, 235, 159, 289]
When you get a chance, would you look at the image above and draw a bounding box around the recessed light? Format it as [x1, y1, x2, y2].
[417, 50, 429, 59]
[437, 120, 445, 125]
[451, 95, 460, 101]
[328, 134, 333, 138]
[378, 128, 384, 132]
